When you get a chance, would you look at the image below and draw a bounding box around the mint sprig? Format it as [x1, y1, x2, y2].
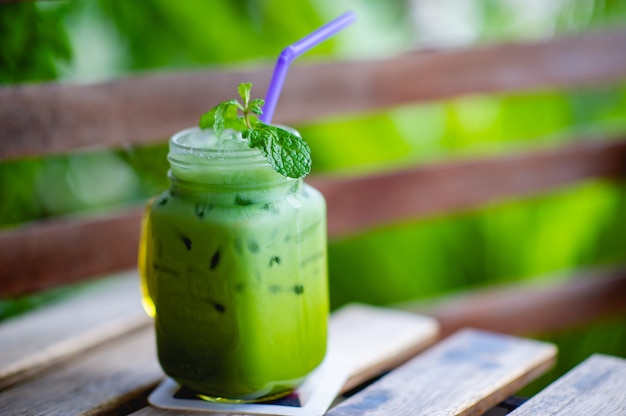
[199, 83, 311, 179]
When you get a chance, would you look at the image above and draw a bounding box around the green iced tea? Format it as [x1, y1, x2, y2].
[139, 127, 328, 401]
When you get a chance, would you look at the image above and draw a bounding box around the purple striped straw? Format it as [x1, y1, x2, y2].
[260, 11, 357, 124]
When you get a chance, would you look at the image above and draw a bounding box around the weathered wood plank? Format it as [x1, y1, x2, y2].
[1, 29, 625, 160]
[0, 208, 143, 296]
[509, 354, 626, 416]
[0, 272, 149, 390]
[311, 136, 626, 238]
[0, 326, 162, 416]
[328, 304, 439, 394]
[326, 329, 556, 416]
[2, 136, 625, 297]
[401, 266, 626, 338]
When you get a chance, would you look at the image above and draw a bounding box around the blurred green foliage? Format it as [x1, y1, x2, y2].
[98, 0, 328, 69]
[0, 2, 71, 83]
[1, 0, 625, 393]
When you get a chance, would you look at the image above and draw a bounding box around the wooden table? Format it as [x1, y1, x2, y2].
[1, 272, 624, 416]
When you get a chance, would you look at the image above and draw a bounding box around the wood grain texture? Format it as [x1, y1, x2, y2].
[0, 206, 144, 296]
[310, 136, 626, 238]
[401, 266, 626, 338]
[509, 354, 626, 416]
[131, 403, 244, 416]
[328, 304, 439, 393]
[1, 29, 625, 160]
[326, 329, 556, 416]
[2, 137, 625, 297]
[0, 272, 149, 390]
[0, 326, 162, 416]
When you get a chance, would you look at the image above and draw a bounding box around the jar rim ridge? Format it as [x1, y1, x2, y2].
[169, 127, 267, 166]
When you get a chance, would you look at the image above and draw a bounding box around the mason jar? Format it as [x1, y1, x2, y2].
[138, 127, 328, 402]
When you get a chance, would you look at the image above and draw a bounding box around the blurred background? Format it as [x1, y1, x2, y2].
[1, 0, 625, 394]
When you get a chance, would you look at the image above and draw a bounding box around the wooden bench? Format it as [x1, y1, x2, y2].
[508, 354, 626, 416]
[1, 27, 626, 415]
[1, 279, 624, 415]
[1, 278, 558, 416]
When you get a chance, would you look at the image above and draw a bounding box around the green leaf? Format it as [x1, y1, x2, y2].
[225, 116, 247, 132]
[247, 123, 311, 178]
[198, 84, 312, 178]
[238, 83, 252, 107]
[199, 99, 241, 136]
[249, 98, 265, 116]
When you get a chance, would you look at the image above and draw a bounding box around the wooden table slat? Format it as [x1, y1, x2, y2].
[0, 326, 162, 416]
[0, 272, 149, 390]
[328, 304, 439, 393]
[327, 329, 556, 416]
[509, 354, 626, 416]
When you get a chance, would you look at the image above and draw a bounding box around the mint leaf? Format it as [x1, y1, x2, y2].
[249, 99, 264, 116]
[199, 83, 312, 179]
[238, 83, 252, 107]
[247, 123, 311, 179]
[199, 100, 242, 136]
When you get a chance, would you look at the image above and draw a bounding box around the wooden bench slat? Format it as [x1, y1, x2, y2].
[327, 304, 439, 394]
[0, 208, 143, 296]
[401, 266, 626, 337]
[1, 29, 625, 160]
[2, 136, 625, 297]
[326, 329, 556, 416]
[509, 354, 626, 416]
[312, 135, 626, 238]
[0, 272, 149, 390]
[0, 326, 161, 416]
